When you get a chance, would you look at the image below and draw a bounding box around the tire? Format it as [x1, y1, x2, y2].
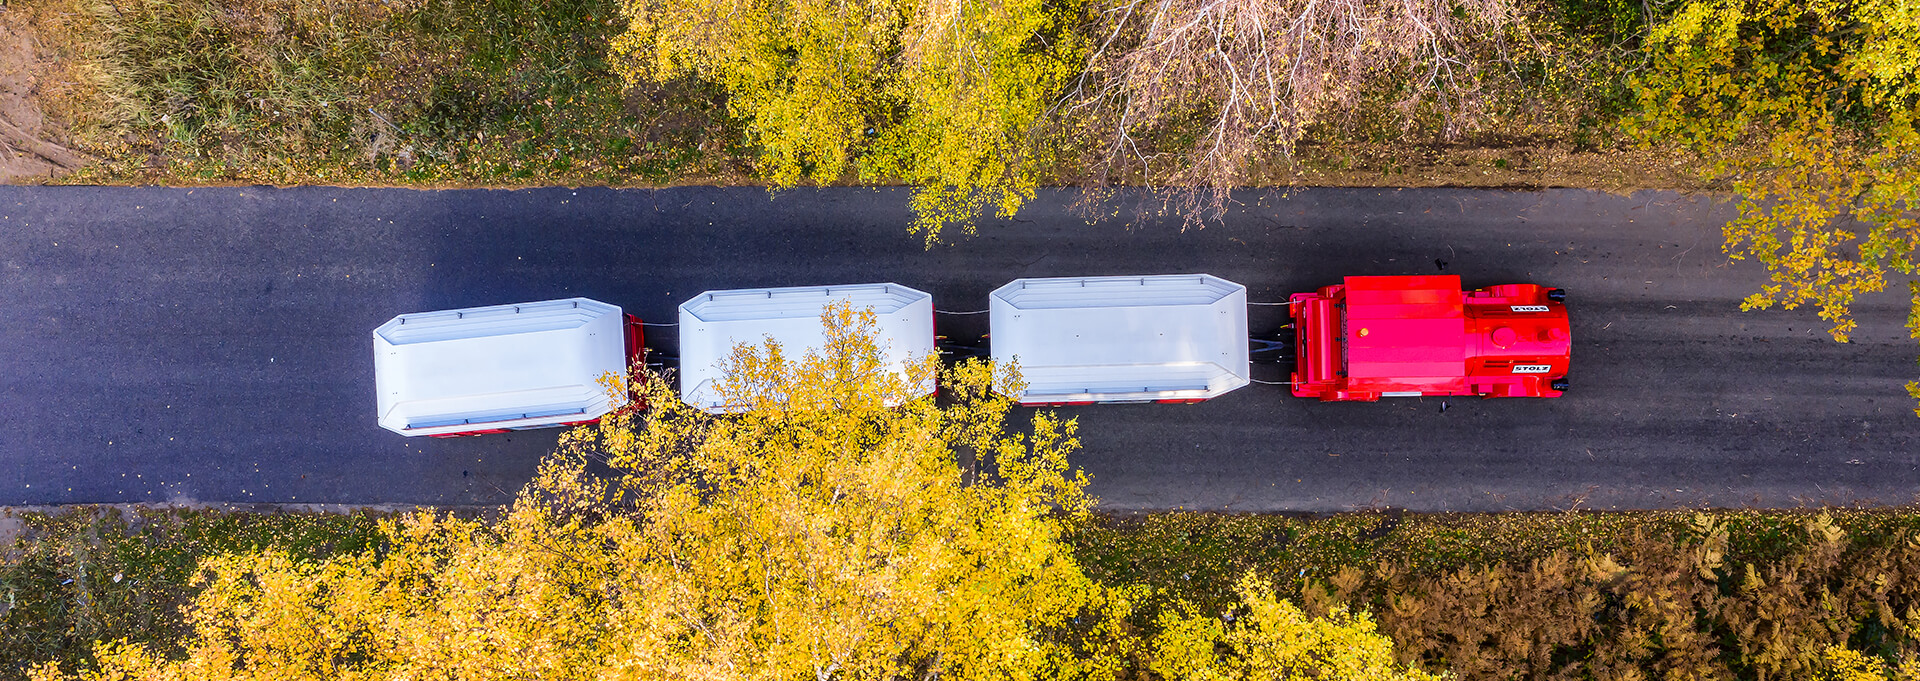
[1547, 288, 1566, 302]
[1550, 378, 1569, 392]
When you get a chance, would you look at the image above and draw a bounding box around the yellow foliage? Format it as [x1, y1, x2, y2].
[610, 0, 903, 189]
[1150, 572, 1447, 681]
[52, 303, 1116, 680]
[608, 0, 1084, 241]
[1631, 0, 1920, 408]
[1821, 646, 1888, 681]
[1816, 645, 1920, 681]
[571, 303, 1103, 679]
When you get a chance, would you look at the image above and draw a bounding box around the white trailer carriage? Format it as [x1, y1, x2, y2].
[678, 283, 937, 413]
[373, 298, 636, 437]
[990, 274, 1250, 405]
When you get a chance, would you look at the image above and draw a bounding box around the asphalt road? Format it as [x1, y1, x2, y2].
[2, 186, 1916, 512]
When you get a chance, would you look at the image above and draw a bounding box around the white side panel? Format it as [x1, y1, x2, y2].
[678, 283, 936, 413]
[373, 298, 626, 436]
[990, 275, 1249, 403]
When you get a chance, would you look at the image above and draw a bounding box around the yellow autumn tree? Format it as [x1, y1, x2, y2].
[568, 303, 1117, 678]
[1150, 572, 1446, 681]
[42, 304, 1131, 680]
[1817, 645, 1920, 681]
[1629, 0, 1920, 410]
[607, 0, 1085, 241]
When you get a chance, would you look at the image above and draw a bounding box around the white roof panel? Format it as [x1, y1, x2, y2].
[679, 283, 936, 412]
[373, 298, 626, 436]
[990, 275, 1249, 403]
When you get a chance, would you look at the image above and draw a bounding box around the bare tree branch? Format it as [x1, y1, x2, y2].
[1074, 0, 1514, 226]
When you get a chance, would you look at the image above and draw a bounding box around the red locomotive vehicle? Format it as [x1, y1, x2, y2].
[1290, 275, 1570, 401]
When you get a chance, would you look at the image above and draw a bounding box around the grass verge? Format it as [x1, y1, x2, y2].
[8, 0, 1711, 193]
[9, 506, 1920, 679]
[1, 507, 389, 679]
[13, 0, 750, 187]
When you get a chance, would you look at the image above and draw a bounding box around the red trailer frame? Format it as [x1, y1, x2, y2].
[1290, 275, 1569, 401]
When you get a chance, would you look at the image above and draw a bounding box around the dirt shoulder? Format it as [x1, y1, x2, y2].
[0, 19, 86, 182]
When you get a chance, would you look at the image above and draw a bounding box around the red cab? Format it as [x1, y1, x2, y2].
[1290, 275, 1570, 401]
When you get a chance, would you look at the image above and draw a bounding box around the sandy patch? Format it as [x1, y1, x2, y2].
[0, 18, 86, 182]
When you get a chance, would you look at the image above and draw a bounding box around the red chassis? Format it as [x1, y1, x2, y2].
[1290, 275, 1570, 401]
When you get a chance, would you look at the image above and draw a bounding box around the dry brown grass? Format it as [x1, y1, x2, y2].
[4, 0, 751, 187]
[1074, 509, 1920, 679]
[1283, 141, 1712, 192]
[0, 0, 1701, 198]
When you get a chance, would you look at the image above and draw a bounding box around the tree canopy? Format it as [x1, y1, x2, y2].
[35, 305, 1440, 680]
[1150, 572, 1445, 681]
[42, 305, 1103, 679]
[608, 0, 1086, 242]
[1628, 0, 1920, 409]
[1072, 0, 1516, 224]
